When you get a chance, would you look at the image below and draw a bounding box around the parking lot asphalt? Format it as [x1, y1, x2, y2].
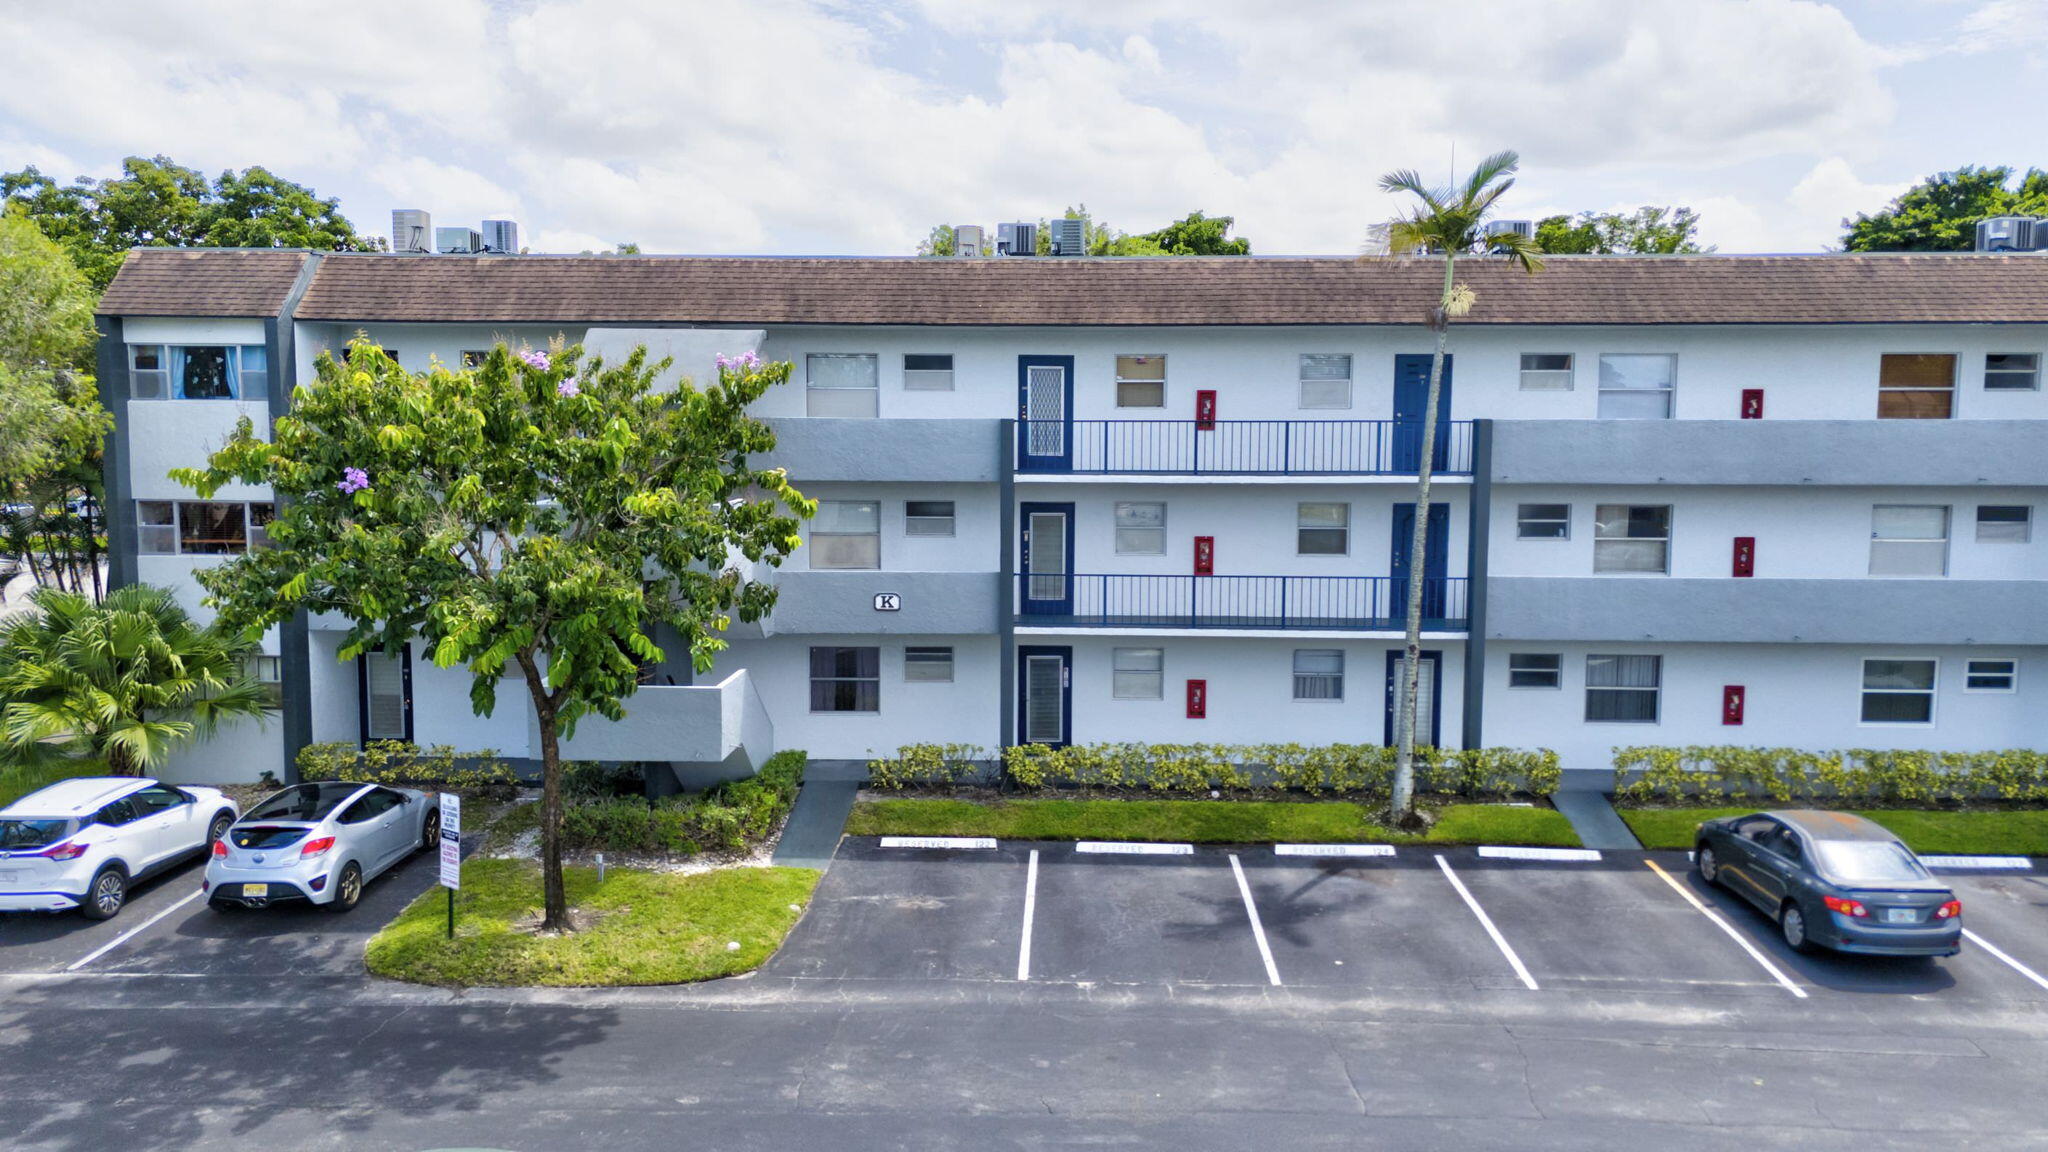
[768, 838, 2048, 1005]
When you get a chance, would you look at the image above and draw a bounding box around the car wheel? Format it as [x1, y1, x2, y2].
[207, 810, 235, 849]
[328, 862, 363, 913]
[1697, 845, 1720, 887]
[80, 866, 127, 921]
[1780, 901, 1815, 954]
[420, 810, 441, 854]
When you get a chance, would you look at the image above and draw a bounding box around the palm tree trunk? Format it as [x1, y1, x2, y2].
[1391, 255, 1457, 817]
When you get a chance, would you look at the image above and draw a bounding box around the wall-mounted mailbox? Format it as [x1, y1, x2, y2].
[1723, 684, 1745, 725]
[1186, 679, 1207, 719]
[1732, 536, 1755, 578]
[1195, 389, 1217, 431]
[1740, 388, 1764, 419]
[1194, 535, 1214, 575]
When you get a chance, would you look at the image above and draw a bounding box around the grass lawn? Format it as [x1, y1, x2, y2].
[844, 797, 1581, 847]
[365, 858, 820, 987]
[1621, 806, 2048, 856]
[0, 759, 108, 809]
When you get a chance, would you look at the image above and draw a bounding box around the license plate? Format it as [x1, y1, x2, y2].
[241, 883, 268, 898]
[1885, 907, 1917, 924]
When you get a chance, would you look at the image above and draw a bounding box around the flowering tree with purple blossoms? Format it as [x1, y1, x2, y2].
[173, 338, 811, 932]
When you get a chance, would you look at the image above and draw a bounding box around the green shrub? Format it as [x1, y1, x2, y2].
[296, 740, 518, 799]
[970, 741, 1554, 797]
[562, 759, 644, 799]
[1612, 745, 2048, 806]
[867, 744, 988, 789]
[559, 749, 807, 856]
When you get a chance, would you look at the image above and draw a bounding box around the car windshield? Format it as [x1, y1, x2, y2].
[1813, 840, 1930, 885]
[1, 818, 75, 850]
[245, 783, 361, 823]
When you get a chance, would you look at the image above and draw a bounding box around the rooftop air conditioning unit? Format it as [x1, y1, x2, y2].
[996, 221, 1036, 256]
[1049, 216, 1088, 256]
[1975, 216, 2037, 253]
[954, 224, 985, 258]
[391, 209, 432, 254]
[1490, 219, 1535, 239]
[481, 219, 521, 254]
[436, 226, 482, 254]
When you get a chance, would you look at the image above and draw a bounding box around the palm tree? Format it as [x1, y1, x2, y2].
[1376, 150, 1544, 820]
[0, 584, 270, 775]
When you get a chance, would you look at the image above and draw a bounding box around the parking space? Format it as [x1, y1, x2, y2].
[770, 839, 2048, 1006]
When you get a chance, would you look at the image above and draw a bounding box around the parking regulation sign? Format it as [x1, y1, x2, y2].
[438, 793, 461, 890]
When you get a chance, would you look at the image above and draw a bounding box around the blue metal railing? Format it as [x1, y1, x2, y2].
[1014, 573, 1469, 631]
[1017, 419, 1473, 475]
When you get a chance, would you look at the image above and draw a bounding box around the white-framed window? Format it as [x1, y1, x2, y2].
[810, 646, 879, 712]
[1985, 353, 2039, 391]
[1519, 353, 1574, 391]
[1114, 501, 1166, 555]
[1869, 505, 1949, 576]
[1593, 504, 1671, 573]
[904, 500, 955, 537]
[1292, 649, 1344, 701]
[1114, 354, 1166, 408]
[1297, 502, 1349, 555]
[135, 501, 274, 556]
[1508, 653, 1562, 689]
[1861, 658, 1936, 724]
[904, 646, 954, 683]
[806, 353, 879, 418]
[1596, 353, 1675, 419]
[1298, 354, 1353, 409]
[1112, 647, 1164, 700]
[1516, 503, 1570, 540]
[1976, 505, 2032, 543]
[809, 499, 881, 569]
[903, 353, 954, 391]
[1585, 655, 1660, 723]
[245, 654, 283, 709]
[128, 344, 265, 400]
[1878, 353, 1956, 419]
[1964, 658, 2017, 693]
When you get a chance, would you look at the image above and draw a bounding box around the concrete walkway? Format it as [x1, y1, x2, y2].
[772, 777, 860, 871]
[1549, 772, 1642, 851]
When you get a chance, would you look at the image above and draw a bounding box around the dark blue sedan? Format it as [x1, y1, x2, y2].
[1694, 810, 1961, 957]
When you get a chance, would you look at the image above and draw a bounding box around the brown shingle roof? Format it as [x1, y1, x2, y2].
[96, 250, 313, 317]
[106, 249, 2048, 326]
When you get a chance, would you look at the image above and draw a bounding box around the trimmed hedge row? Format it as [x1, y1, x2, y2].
[298, 740, 519, 799]
[867, 742, 1562, 798]
[1612, 746, 2048, 805]
[559, 750, 807, 856]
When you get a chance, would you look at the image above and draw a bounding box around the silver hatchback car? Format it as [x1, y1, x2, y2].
[205, 782, 441, 912]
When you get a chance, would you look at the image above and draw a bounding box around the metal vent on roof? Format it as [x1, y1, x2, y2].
[391, 209, 432, 254]
[953, 224, 985, 258]
[996, 222, 1036, 256]
[1049, 216, 1088, 256]
[1976, 216, 2039, 253]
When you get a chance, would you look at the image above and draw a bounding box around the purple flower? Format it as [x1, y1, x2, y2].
[337, 466, 370, 494]
[557, 379, 581, 398]
[520, 350, 551, 371]
[717, 350, 764, 371]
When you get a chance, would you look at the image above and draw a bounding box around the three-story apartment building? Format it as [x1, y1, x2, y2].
[94, 250, 2048, 783]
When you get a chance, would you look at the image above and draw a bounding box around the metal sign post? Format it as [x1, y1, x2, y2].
[439, 793, 461, 939]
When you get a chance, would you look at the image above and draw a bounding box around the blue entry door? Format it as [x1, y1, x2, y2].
[1391, 353, 1453, 472]
[1017, 355, 1075, 471]
[1020, 502, 1075, 616]
[1390, 502, 1451, 624]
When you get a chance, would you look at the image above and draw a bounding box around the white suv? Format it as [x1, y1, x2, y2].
[0, 777, 239, 919]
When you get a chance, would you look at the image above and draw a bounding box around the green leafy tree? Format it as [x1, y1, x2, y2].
[0, 584, 268, 775]
[174, 340, 812, 931]
[1377, 150, 1544, 821]
[1843, 165, 2048, 251]
[1136, 211, 1252, 255]
[3, 156, 382, 290]
[1534, 207, 1708, 255]
[916, 208, 1249, 257]
[917, 224, 960, 257]
[0, 208, 110, 600]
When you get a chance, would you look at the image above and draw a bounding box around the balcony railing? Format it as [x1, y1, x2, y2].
[1018, 419, 1474, 475]
[1014, 573, 1468, 631]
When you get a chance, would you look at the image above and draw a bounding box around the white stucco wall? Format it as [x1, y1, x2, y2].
[155, 712, 286, 785]
[703, 634, 1002, 760]
[788, 482, 1000, 572]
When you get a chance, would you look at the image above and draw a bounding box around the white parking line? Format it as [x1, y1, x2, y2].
[66, 888, 204, 972]
[880, 836, 998, 850]
[1963, 928, 2048, 993]
[1275, 844, 1396, 858]
[1074, 841, 1192, 855]
[1016, 849, 1039, 982]
[1228, 854, 1282, 987]
[1642, 859, 1807, 999]
[1434, 854, 1539, 991]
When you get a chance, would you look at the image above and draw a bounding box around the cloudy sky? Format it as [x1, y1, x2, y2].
[1, 0, 2041, 256]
